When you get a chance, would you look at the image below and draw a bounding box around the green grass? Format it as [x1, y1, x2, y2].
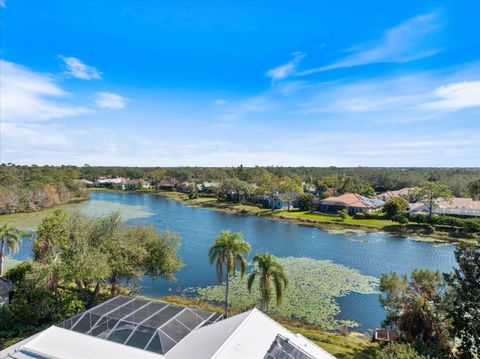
[277, 210, 395, 229]
[156, 295, 380, 359]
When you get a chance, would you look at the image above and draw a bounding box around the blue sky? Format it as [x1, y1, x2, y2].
[1, 1, 479, 166]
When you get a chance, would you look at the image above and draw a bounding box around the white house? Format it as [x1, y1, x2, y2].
[0, 295, 335, 359]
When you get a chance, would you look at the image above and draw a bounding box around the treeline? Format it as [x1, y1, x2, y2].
[0, 164, 87, 214]
[79, 165, 480, 196]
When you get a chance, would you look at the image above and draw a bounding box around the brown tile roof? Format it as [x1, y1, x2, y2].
[318, 193, 378, 208]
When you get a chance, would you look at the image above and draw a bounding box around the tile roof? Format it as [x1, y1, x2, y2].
[317, 193, 384, 209]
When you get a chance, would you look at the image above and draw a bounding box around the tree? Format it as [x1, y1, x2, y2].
[247, 253, 288, 312]
[0, 224, 22, 276]
[279, 177, 303, 211]
[384, 197, 409, 219]
[297, 194, 315, 211]
[467, 179, 480, 200]
[219, 179, 254, 204]
[338, 209, 348, 221]
[208, 231, 250, 317]
[413, 182, 452, 217]
[31, 210, 183, 308]
[379, 270, 450, 352]
[444, 244, 480, 358]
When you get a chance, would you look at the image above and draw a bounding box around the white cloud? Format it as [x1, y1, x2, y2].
[214, 99, 227, 105]
[267, 52, 305, 80]
[299, 12, 440, 75]
[60, 56, 102, 80]
[94, 92, 129, 110]
[0, 60, 89, 121]
[421, 81, 480, 110]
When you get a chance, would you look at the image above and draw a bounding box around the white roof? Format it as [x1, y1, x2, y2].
[166, 308, 335, 359]
[4, 326, 165, 359]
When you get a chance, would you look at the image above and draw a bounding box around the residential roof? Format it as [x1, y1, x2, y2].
[317, 193, 384, 209]
[167, 308, 334, 359]
[377, 188, 414, 200]
[1, 326, 164, 359]
[56, 295, 221, 355]
[409, 197, 480, 217]
[0, 278, 14, 296]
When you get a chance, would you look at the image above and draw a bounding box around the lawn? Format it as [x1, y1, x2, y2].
[277, 211, 396, 229]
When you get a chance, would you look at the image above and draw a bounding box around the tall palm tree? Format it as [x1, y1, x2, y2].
[0, 224, 22, 276]
[208, 230, 250, 317]
[247, 253, 288, 312]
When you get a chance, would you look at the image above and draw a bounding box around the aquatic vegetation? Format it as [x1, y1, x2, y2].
[0, 200, 153, 230]
[191, 257, 378, 330]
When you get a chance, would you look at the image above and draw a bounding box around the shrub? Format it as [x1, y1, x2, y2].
[337, 209, 348, 221]
[353, 212, 366, 219]
[384, 197, 409, 219]
[392, 214, 409, 224]
[423, 224, 435, 235]
[378, 343, 430, 359]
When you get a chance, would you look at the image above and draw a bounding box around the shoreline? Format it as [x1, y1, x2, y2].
[154, 190, 473, 244]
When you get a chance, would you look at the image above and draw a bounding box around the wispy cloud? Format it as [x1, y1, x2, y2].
[420, 81, 480, 111]
[0, 0, 6, 7]
[299, 12, 441, 75]
[94, 92, 129, 110]
[267, 52, 305, 80]
[0, 60, 89, 121]
[60, 55, 102, 80]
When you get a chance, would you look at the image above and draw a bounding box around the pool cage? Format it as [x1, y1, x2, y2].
[58, 295, 223, 355]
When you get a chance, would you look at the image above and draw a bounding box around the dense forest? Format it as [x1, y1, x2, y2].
[1, 164, 479, 214]
[79, 165, 480, 196]
[0, 164, 87, 214]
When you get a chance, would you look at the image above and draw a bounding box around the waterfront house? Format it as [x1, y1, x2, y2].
[409, 197, 480, 217]
[0, 278, 14, 306]
[156, 179, 177, 191]
[199, 181, 220, 194]
[0, 295, 335, 359]
[94, 177, 127, 190]
[75, 179, 94, 187]
[314, 193, 384, 215]
[263, 194, 297, 210]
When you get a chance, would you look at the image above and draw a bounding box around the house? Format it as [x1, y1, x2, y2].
[0, 278, 14, 306]
[263, 194, 297, 210]
[176, 182, 191, 193]
[123, 179, 152, 190]
[374, 328, 399, 343]
[377, 188, 416, 203]
[199, 182, 220, 194]
[313, 193, 384, 215]
[0, 295, 335, 359]
[94, 177, 127, 190]
[409, 197, 480, 217]
[75, 179, 94, 187]
[156, 179, 177, 191]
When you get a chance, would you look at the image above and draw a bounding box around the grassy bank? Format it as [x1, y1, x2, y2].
[157, 191, 477, 242]
[156, 296, 380, 358]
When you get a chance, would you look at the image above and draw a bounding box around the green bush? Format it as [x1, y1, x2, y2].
[297, 194, 315, 211]
[392, 214, 409, 224]
[378, 343, 430, 359]
[384, 197, 409, 219]
[353, 212, 366, 219]
[423, 224, 435, 235]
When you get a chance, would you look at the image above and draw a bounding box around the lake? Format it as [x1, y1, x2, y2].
[10, 192, 457, 331]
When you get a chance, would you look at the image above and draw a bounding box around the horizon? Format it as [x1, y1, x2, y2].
[1, 1, 479, 167]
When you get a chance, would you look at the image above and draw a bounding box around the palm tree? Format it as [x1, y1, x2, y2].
[208, 230, 250, 317]
[0, 224, 22, 276]
[247, 253, 288, 312]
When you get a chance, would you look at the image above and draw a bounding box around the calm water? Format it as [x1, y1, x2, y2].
[14, 192, 457, 330]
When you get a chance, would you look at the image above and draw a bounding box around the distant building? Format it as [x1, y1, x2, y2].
[377, 188, 416, 203]
[0, 278, 14, 306]
[314, 193, 384, 215]
[263, 194, 297, 210]
[409, 197, 480, 217]
[156, 180, 177, 191]
[75, 179, 94, 187]
[0, 295, 335, 358]
[374, 328, 398, 343]
[94, 177, 127, 190]
[199, 182, 220, 194]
